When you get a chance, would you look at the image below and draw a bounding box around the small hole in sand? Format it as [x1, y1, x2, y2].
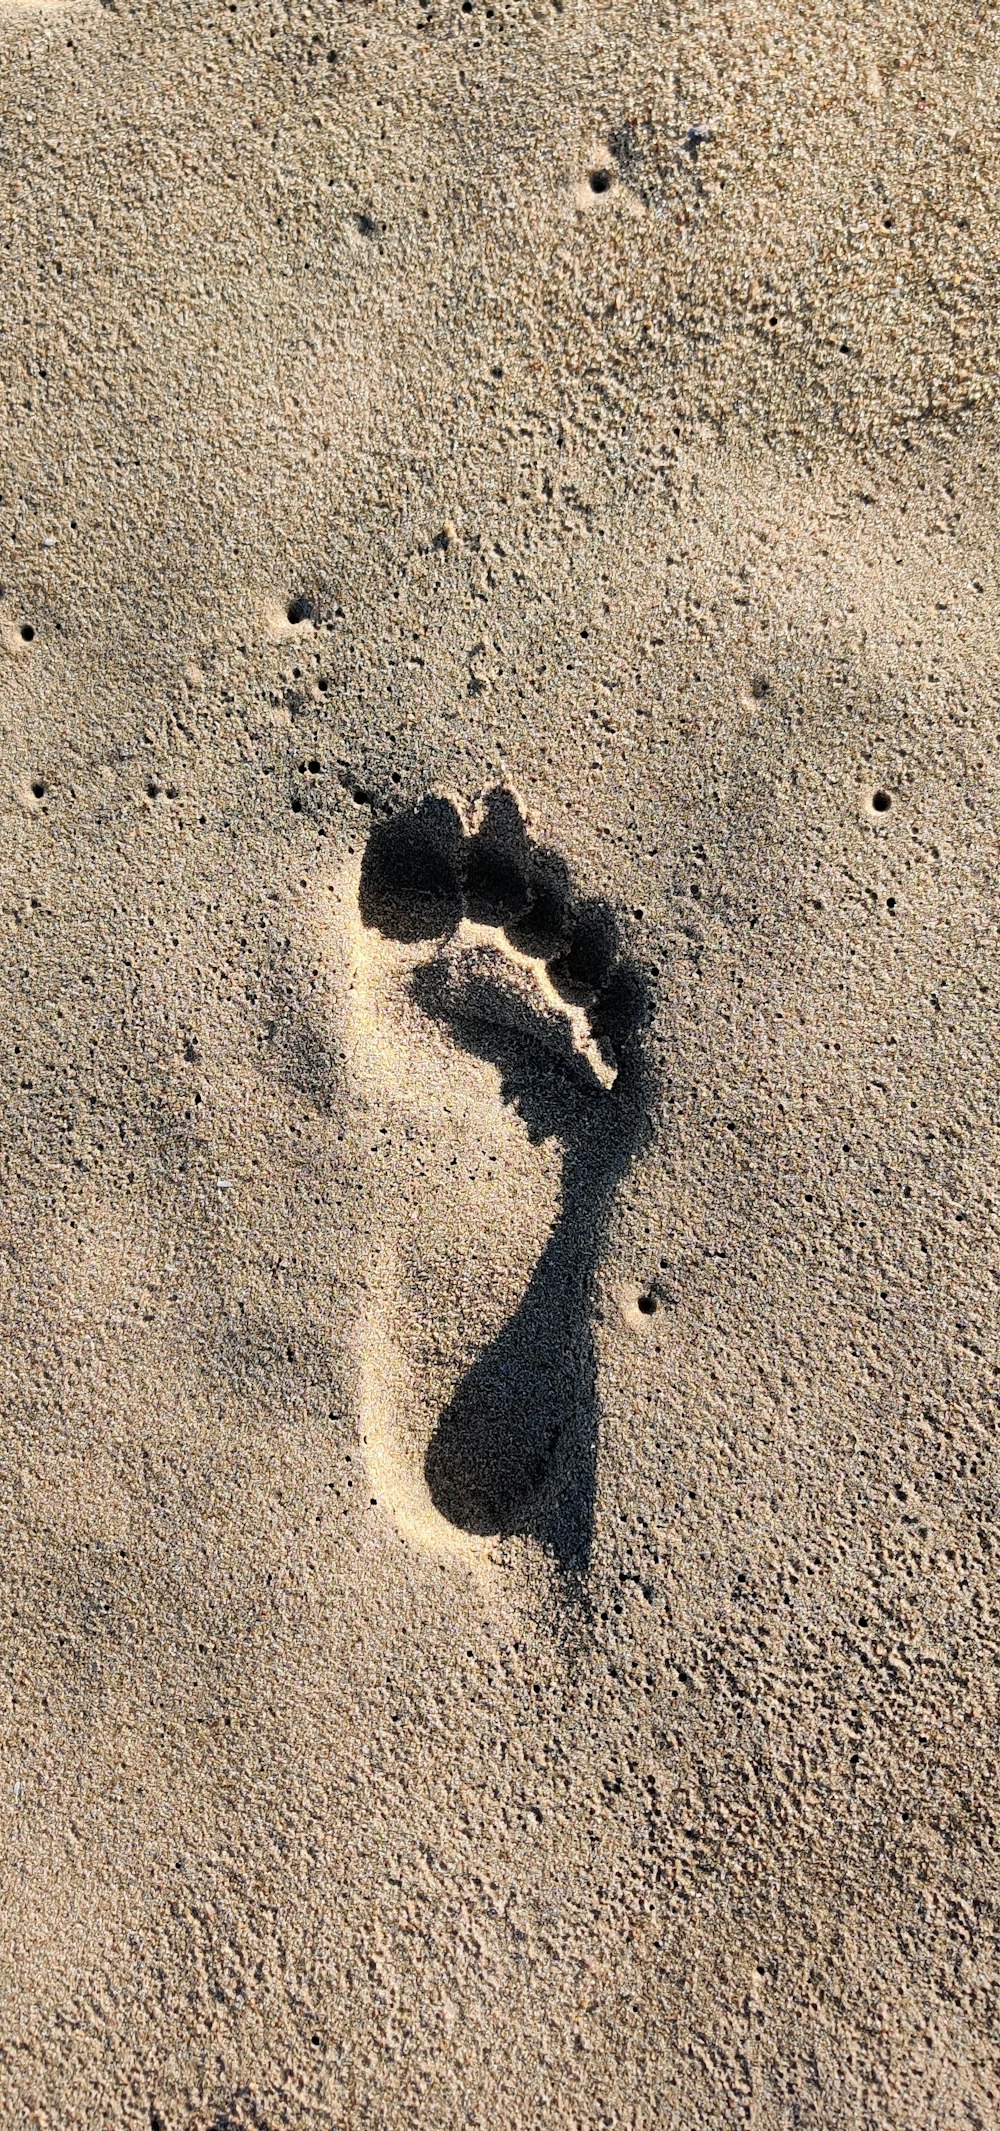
[287, 597, 315, 625]
[291, 795, 303, 813]
[872, 789, 892, 813]
[637, 1291, 657, 1317]
[308, 757, 321, 774]
[589, 167, 613, 195]
[20, 624, 35, 643]
[31, 779, 46, 800]
[147, 780, 161, 799]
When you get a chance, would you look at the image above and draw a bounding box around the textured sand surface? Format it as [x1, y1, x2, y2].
[1, 1, 998, 2125]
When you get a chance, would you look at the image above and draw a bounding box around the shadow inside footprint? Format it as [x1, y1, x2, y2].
[415, 983, 647, 1570]
[360, 792, 653, 1576]
[358, 795, 465, 942]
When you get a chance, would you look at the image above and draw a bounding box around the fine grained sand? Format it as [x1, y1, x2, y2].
[1, 0, 997, 2125]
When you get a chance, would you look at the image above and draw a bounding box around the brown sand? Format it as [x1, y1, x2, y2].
[0, 0, 997, 2124]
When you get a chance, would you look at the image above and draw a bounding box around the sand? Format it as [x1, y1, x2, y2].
[0, 0, 997, 2124]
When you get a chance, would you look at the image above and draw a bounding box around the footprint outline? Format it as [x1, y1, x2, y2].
[355, 785, 654, 1576]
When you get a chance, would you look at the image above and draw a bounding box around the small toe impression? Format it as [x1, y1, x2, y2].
[464, 786, 533, 927]
[359, 796, 465, 942]
[505, 849, 575, 961]
[547, 898, 619, 1003]
[590, 960, 653, 1078]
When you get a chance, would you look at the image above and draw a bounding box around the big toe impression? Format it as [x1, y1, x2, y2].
[359, 795, 465, 942]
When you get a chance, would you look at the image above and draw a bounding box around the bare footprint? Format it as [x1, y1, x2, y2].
[335, 788, 651, 1576]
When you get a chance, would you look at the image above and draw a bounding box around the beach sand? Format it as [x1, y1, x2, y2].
[0, 1, 997, 2124]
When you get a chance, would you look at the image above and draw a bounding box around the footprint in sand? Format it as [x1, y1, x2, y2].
[334, 787, 652, 1575]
